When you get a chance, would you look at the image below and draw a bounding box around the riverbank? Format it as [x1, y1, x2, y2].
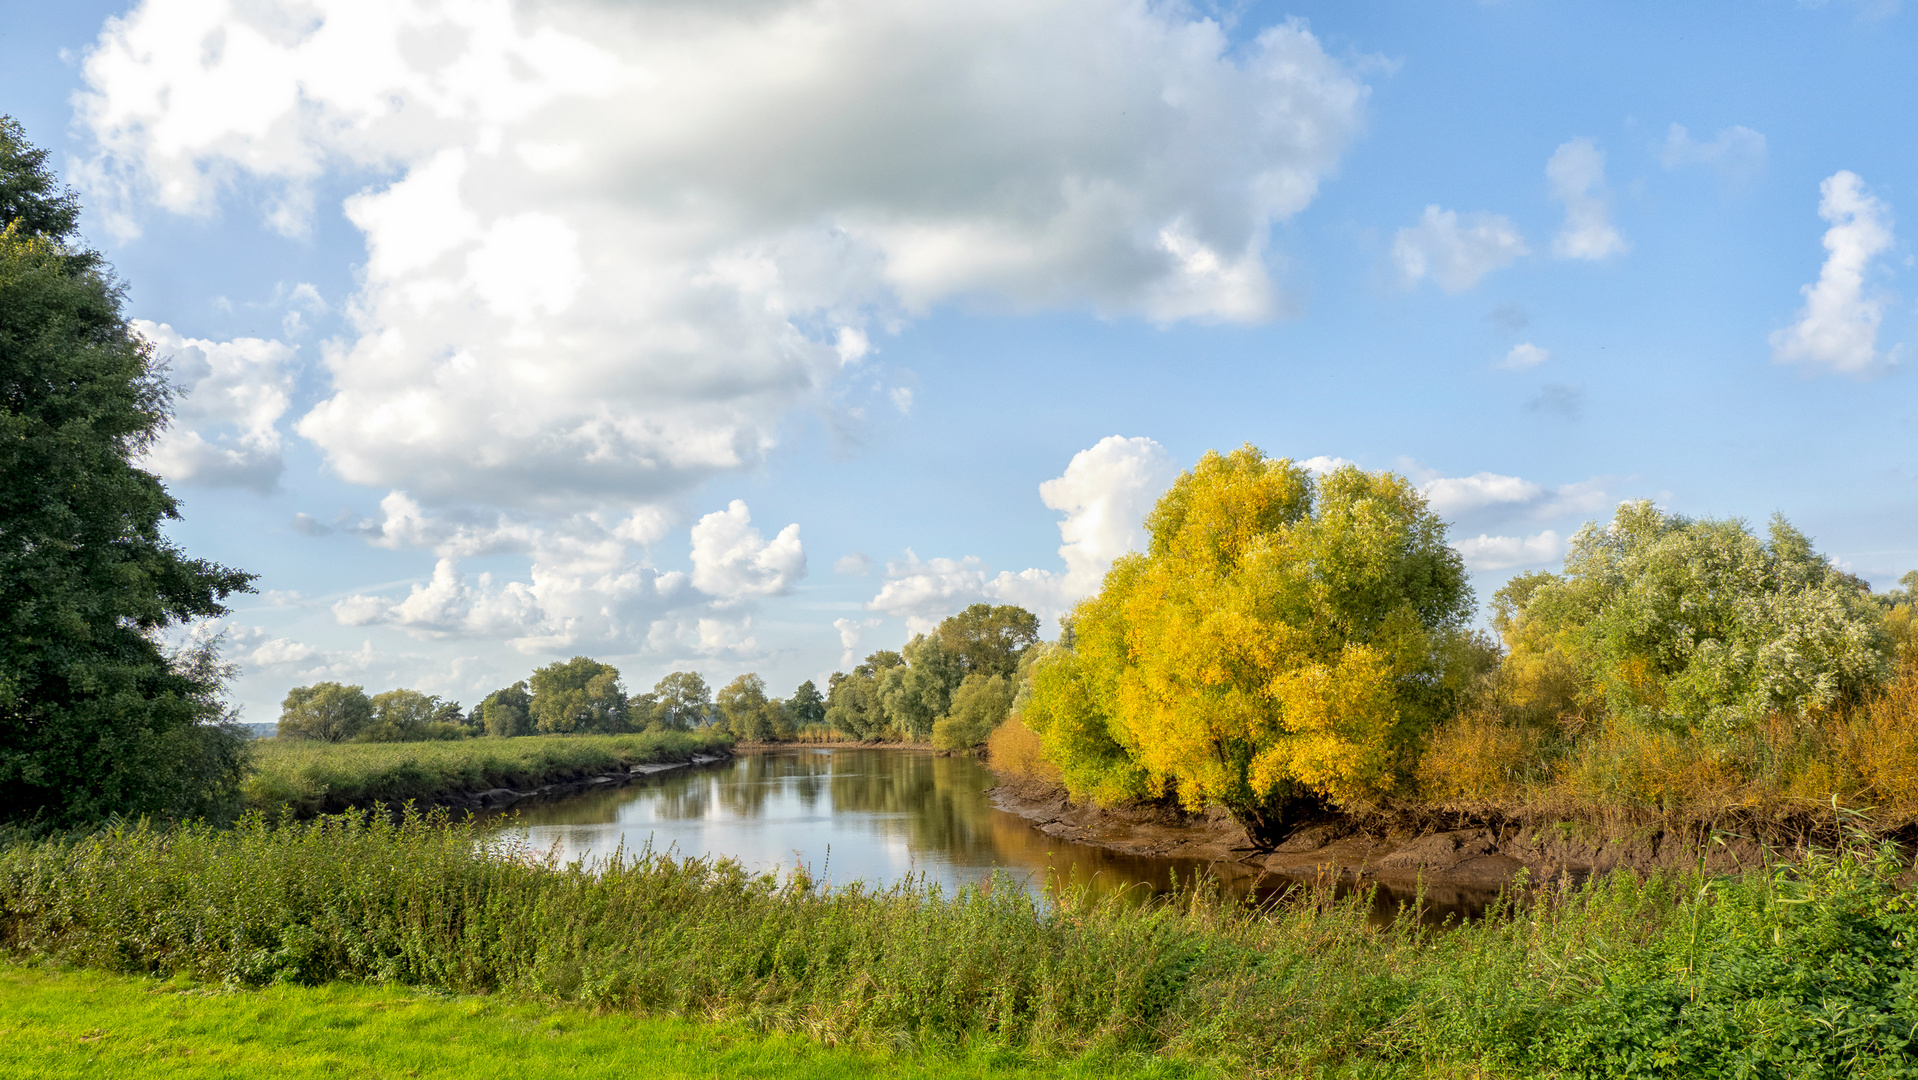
[988, 776, 1840, 894]
[3, 812, 1914, 1075]
[244, 732, 734, 819]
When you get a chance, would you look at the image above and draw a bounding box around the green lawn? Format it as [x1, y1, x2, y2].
[0, 965, 1201, 1080]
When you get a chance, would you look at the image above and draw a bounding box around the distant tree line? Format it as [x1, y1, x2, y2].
[278, 603, 1042, 750]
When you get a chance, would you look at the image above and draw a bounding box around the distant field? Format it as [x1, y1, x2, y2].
[244, 731, 731, 818]
[0, 965, 1181, 1080]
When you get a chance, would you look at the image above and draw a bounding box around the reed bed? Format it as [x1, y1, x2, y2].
[242, 731, 731, 818]
[3, 810, 1915, 1076]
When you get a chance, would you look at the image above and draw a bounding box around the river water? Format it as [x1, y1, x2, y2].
[508, 747, 1494, 923]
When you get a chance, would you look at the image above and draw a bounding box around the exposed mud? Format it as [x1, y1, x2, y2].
[989, 777, 1837, 896]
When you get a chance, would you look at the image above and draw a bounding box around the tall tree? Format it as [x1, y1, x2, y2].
[717, 673, 775, 741]
[530, 657, 627, 734]
[935, 603, 1040, 679]
[787, 679, 826, 729]
[653, 671, 712, 730]
[0, 117, 254, 826]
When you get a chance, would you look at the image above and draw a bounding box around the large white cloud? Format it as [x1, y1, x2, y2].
[1770, 171, 1897, 376]
[688, 500, 806, 600]
[135, 320, 294, 492]
[80, 0, 1369, 512]
[869, 435, 1177, 631]
[1546, 138, 1628, 261]
[1390, 205, 1527, 293]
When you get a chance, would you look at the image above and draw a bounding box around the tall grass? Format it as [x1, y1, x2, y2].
[244, 731, 731, 818]
[3, 810, 1915, 1076]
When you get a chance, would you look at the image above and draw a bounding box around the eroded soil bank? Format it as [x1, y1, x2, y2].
[989, 776, 1853, 895]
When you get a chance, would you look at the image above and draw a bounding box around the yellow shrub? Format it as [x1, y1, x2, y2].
[1841, 661, 1918, 820]
[1416, 712, 1532, 804]
[986, 715, 1063, 786]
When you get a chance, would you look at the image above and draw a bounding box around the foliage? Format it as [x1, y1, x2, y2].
[8, 812, 1918, 1076]
[652, 671, 712, 731]
[716, 673, 792, 742]
[1023, 447, 1472, 840]
[239, 731, 730, 818]
[1494, 502, 1889, 737]
[880, 634, 960, 740]
[984, 717, 1063, 787]
[936, 603, 1042, 680]
[478, 681, 532, 738]
[529, 657, 628, 735]
[825, 651, 903, 740]
[788, 679, 827, 729]
[358, 689, 468, 743]
[932, 673, 1015, 751]
[277, 683, 373, 742]
[0, 118, 254, 827]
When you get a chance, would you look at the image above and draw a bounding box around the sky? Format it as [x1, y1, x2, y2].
[3, 0, 1916, 723]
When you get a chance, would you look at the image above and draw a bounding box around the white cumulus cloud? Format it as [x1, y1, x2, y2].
[79, 0, 1370, 514]
[1770, 170, 1898, 376]
[689, 500, 806, 600]
[135, 321, 294, 492]
[1391, 205, 1528, 292]
[1547, 138, 1628, 261]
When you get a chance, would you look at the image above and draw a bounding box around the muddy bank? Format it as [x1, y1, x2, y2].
[989, 777, 1830, 893]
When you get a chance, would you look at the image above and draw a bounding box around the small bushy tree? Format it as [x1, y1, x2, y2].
[1495, 501, 1890, 735]
[931, 671, 1014, 750]
[357, 689, 467, 742]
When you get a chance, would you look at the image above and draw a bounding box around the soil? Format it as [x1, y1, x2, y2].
[988, 775, 1823, 893]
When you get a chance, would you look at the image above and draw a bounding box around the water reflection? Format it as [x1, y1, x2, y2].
[507, 748, 1497, 924]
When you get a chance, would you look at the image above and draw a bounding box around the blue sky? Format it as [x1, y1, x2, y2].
[4, 0, 1915, 722]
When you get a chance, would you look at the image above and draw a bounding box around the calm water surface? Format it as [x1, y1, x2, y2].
[508, 747, 1496, 922]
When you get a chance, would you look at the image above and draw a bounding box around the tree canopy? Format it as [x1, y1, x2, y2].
[0, 117, 254, 826]
[1493, 501, 1888, 735]
[530, 657, 628, 734]
[1021, 447, 1473, 842]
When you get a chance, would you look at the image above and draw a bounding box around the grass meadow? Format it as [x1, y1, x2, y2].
[242, 731, 731, 818]
[4, 808, 1917, 1077]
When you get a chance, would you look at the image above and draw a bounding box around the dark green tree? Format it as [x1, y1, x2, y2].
[787, 679, 826, 729]
[652, 671, 711, 730]
[0, 117, 254, 827]
[478, 680, 532, 737]
[935, 603, 1040, 679]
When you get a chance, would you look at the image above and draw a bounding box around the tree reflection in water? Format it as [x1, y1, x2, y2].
[506, 749, 1496, 923]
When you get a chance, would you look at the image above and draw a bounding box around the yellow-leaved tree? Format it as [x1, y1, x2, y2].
[1021, 446, 1473, 843]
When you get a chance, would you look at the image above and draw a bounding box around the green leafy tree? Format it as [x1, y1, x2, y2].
[277, 683, 373, 742]
[530, 657, 627, 734]
[1495, 501, 1890, 735]
[717, 673, 781, 741]
[879, 634, 959, 740]
[936, 603, 1040, 679]
[356, 689, 466, 742]
[0, 116, 255, 825]
[1022, 447, 1473, 843]
[653, 671, 712, 730]
[787, 679, 826, 730]
[931, 671, 1015, 750]
[825, 651, 902, 739]
[478, 681, 531, 737]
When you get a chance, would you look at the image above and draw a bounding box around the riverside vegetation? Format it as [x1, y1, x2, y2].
[4, 810, 1918, 1077]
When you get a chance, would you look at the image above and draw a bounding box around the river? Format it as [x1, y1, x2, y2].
[508, 746, 1494, 923]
